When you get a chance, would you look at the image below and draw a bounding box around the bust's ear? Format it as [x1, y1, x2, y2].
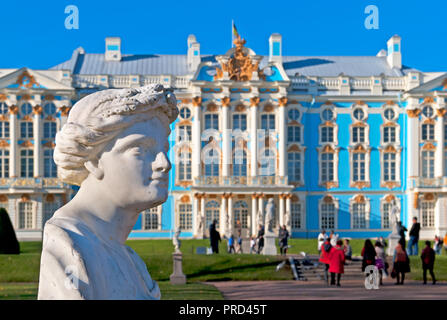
[84, 159, 104, 180]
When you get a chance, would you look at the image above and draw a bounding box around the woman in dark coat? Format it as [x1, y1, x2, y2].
[209, 220, 221, 254]
[392, 242, 410, 285]
[361, 239, 376, 272]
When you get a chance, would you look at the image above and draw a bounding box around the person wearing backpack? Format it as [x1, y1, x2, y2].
[421, 241, 436, 285]
[319, 238, 332, 285]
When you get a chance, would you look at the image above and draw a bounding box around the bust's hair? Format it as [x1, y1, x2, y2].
[54, 84, 178, 185]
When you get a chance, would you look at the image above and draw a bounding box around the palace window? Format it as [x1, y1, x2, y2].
[321, 152, 334, 183]
[288, 109, 300, 121]
[287, 125, 301, 143]
[179, 203, 192, 231]
[421, 201, 435, 228]
[352, 126, 365, 144]
[18, 202, 33, 229]
[233, 149, 247, 177]
[352, 153, 366, 182]
[384, 108, 396, 121]
[353, 108, 366, 121]
[288, 152, 301, 182]
[382, 202, 392, 229]
[0, 149, 9, 178]
[204, 148, 219, 176]
[321, 126, 334, 143]
[383, 152, 397, 182]
[259, 148, 275, 176]
[43, 102, 56, 116]
[322, 108, 334, 121]
[142, 206, 160, 230]
[44, 149, 57, 178]
[421, 150, 435, 179]
[20, 149, 33, 178]
[291, 202, 302, 229]
[43, 201, 58, 227]
[261, 114, 275, 131]
[383, 126, 396, 144]
[178, 125, 191, 142]
[320, 202, 335, 230]
[232, 114, 247, 131]
[421, 123, 434, 141]
[179, 107, 191, 120]
[43, 122, 57, 139]
[20, 103, 32, 115]
[0, 121, 9, 139]
[205, 200, 219, 230]
[233, 200, 248, 229]
[422, 105, 434, 118]
[178, 150, 192, 181]
[20, 122, 33, 139]
[204, 114, 219, 130]
[352, 203, 367, 229]
[0, 103, 8, 114]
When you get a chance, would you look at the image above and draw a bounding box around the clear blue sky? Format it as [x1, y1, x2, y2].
[2, 0, 446, 72]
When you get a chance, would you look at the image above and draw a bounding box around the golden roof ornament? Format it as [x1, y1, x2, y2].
[214, 35, 264, 81]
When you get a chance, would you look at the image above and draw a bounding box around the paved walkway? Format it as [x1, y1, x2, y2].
[208, 279, 447, 300]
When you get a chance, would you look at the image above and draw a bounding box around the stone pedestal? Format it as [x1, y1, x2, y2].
[387, 234, 400, 256]
[262, 233, 277, 255]
[170, 252, 186, 285]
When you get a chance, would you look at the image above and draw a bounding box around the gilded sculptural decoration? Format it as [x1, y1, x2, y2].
[16, 70, 40, 89]
[214, 35, 264, 82]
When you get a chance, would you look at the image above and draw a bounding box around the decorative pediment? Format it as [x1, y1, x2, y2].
[287, 145, 301, 152]
[58, 106, 71, 116]
[383, 145, 398, 153]
[21, 140, 33, 148]
[15, 70, 40, 89]
[278, 97, 288, 107]
[322, 121, 336, 127]
[423, 96, 435, 104]
[43, 141, 56, 148]
[353, 194, 366, 204]
[352, 144, 368, 153]
[250, 96, 260, 107]
[424, 193, 435, 201]
[422, 142, 436, 151]
[214, 35, 265, 82]
[0, 194, 8, 202]
[0, 140, 9, 147]
[221, 96, 230, 107]
[322, 144, 336, 153]
[423, 118, 435, 125]
[321, 181, 338, 189]
[436, 108, 446, 117]
[383, 121, 397, 127]
[192, 96, 202, 107]
[323, 195, 335, 204]
[234, 104, 246, 112]
[381, 181, 400, 189]
[351, 181, 370, 189]
[0, 94, 7, 101]
[180, 195, 191, 203]
[352, 121, 367, 127]
[384, 194, 396, 202]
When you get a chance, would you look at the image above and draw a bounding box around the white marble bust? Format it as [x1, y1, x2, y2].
[37, 84, 178, 300]
[265, 198, 275, 234]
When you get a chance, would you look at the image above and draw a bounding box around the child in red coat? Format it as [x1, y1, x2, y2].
[329, 240, 345, 286]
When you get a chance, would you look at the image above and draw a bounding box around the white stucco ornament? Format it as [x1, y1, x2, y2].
[37, 84, 178, 300]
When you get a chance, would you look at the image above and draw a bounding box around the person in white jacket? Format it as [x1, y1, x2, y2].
[317, 229, 328, 253]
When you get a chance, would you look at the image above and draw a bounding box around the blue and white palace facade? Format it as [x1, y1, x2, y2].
[1, 34, 447, 240]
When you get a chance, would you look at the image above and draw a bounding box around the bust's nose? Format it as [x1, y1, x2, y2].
[153, 151, 171, 173]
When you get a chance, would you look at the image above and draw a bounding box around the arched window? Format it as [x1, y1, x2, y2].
[321, 152, 334, 183]
[261, 114, 275, 131]
[179, 107, 191, 120]
[20, 122, 33, 139]
[421, 123, 435, 141]
[287, 125, 301, 143]
[421, 199, 435, 228]
[352, 202, 367, 229]
[259, 148, 275, 176]
[233, 149, 247, 177]
[232, 114, 247, 131]
[178, 149, 191, 181]
[320, 199, 336, 230]
[0, 121, 9, 139]
[20, 103, 32, 116]
[204, 114, 219, 130]
[352, 152, 366, 182]
[204, 148, 219, 176]
[43, 122, 57, 139]
[383, 152, 397, 182]
[179, 203, 192, 231]
[18, 201, 33, 229]
[291, 201, 302, 230]
[205, 200, 220, 229]
[288, 152, 301, 182]
[20, 149, 33, 178]
[233, 200, 248, 229]
[178, 124, 191, 142]
[43, 149, 57, 178]
[421, 150, 435, 178]
[0, 149, 9, 178]
[142, 206, 160, 230]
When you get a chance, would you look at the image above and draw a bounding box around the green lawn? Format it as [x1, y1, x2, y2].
[1, 239, 446, 299]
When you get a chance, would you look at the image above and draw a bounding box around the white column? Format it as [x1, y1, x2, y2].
[220, 194, 227, 236]
[9, 109, 18, 177]
[222, 103, 231, 176]
[279, 194, 285, 227]
[285, 194, 292, 230]
[200, 194, 205, 234]
[435, 195, 447, 236]
[278, 102, 287, 177]
[250, 98, 259, 177]
[33, 108, 42, 177]
[258, 194, 264, 226]
[251, 194, 258, 236]
[192, 99, 202, 181]
[193, 194, 200, 238]
[435, 112, 444, 177]
[228, 194, 233, 236]
[407, 98, 420, 180]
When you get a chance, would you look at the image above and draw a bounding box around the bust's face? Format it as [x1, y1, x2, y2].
[97, 117, 171, 212]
